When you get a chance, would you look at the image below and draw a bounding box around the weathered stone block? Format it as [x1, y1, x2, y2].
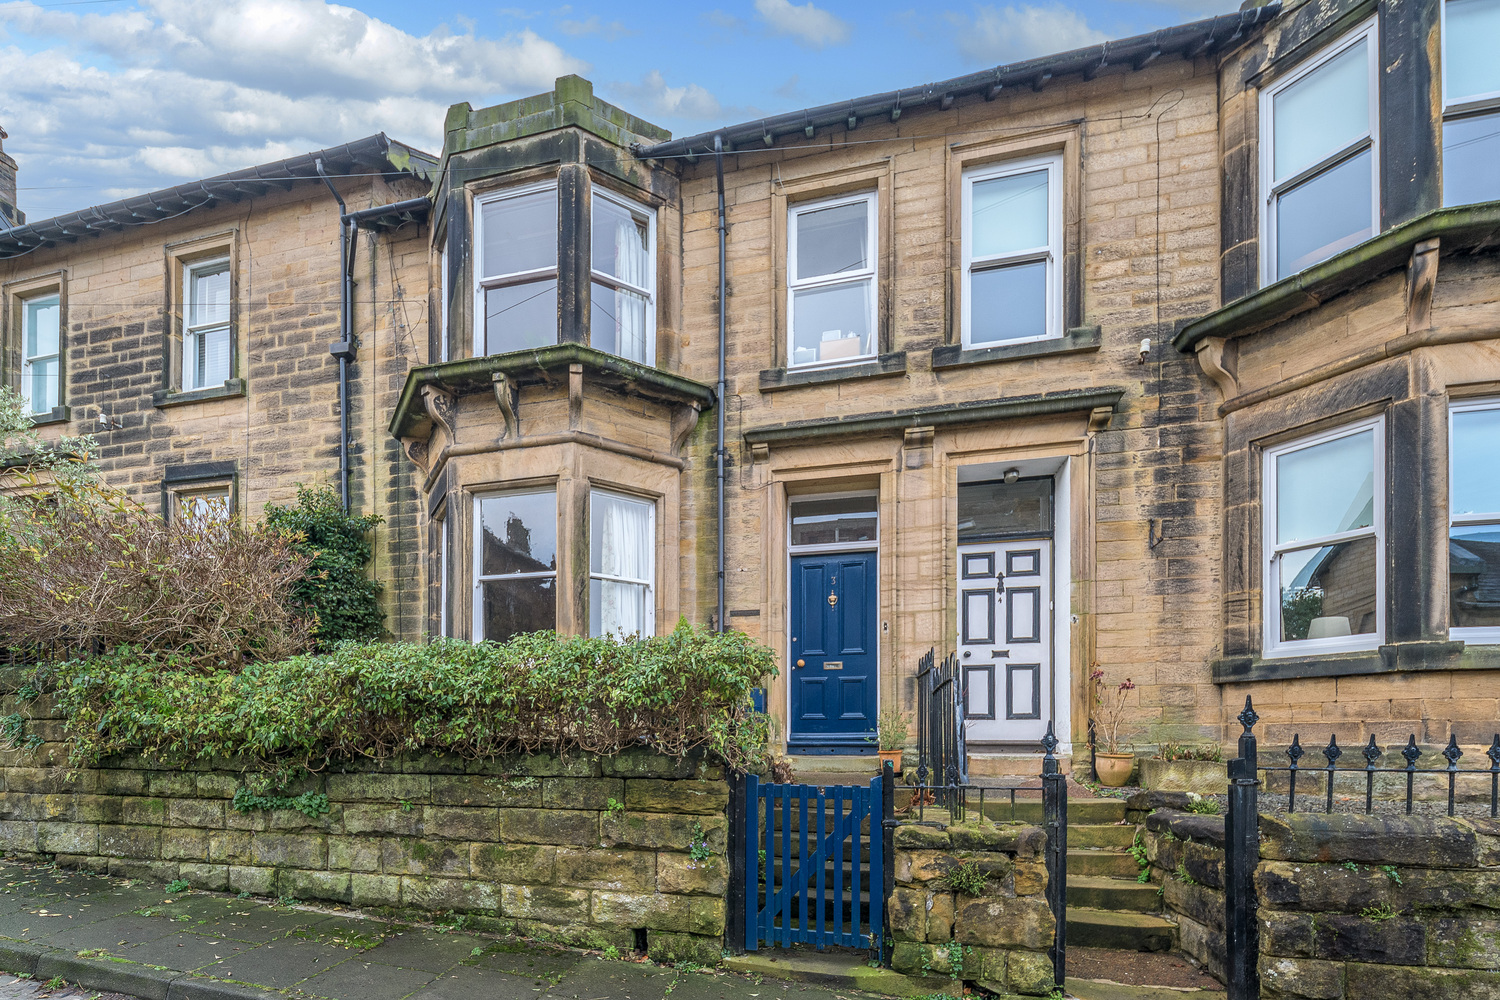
[1164, 877, 1224, 931]
[895, 826, 952, 850]
[0, 820, 37, 852]
[98, 824, 160, 859]
[430, 774, 541, 808]
[121, 798, 168, 825]
[1014, 860, 1047, 896]
[904, 850, 959, 883]
[542, 777, 624, 811]
[1006, 949, 1057, 995]
[351, 873, 402, 907]
[1310, 913, 1426, 965]
[325, 772, 430, 803]
[554, 848, 655, 891]
[600, 811, 725, 852]
[327, 836, 382, 873]
[109, 858, 178, 882]
[380, 837, 468, 877]
[402, 876, 498, 913]
[144, 772, 194, 797]
[97, 770, 147, 796]
[194, 773, 239, 798]
[280, 868, 351, 904]
[251, 832, 326, 868]
[73, 795, 124, 824]
[342, 803, 421, 836]
[424, 806, 498, 842]
[0, 793, 71, 821]
[178, 863, 229, 892]
[471, 843, 557, 884]
[602, 750, 721, 780]
[622, 779, 727, 815]
[948, 823, 1046, 857]
[646, 931, 723, 966]
[1259, 957, 1345, 1000]
[208, 830, 253, 864]
[954, 896, 1053, 950]
[501, 883, 590, 923]
[1345, 962, 1500, 1000]
[498, 753, 599, 778]
[656, 853, 726, 895]
[37, 822, 98, 855]
[228, 865, 276, 896]
[592, 891, 724, 936]
[168, 799, 225, 829]
[501, 808, 598, 846]
[926, 891, 955, 944]
[888, 887, 926, 942]
[1427, 917, 1500, 969]
[1259, 813, 1479, 867]
[161, 827, 209, 861]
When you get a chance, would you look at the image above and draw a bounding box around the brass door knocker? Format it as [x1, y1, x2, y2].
[827, 577, 838, 607]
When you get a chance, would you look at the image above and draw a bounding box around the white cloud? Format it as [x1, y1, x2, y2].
[0, 0, 588, 220]
[949, 3, 1108, 64]
[606, 70, 724, 121]
[753, 0, 851, 47]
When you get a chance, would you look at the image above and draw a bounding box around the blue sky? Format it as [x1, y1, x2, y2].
[0, 0, 1233, 222]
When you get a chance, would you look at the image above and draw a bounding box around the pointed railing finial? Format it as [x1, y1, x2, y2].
[1041, 720, 1059, 758]
[1238, 696, 1259, 733]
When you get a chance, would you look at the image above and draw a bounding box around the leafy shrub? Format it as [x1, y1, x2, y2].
[264, 486, 385, 649]
[0, 478, 312, 668]
[939, 858, 990, 896]
[49, 621, 778, 774]
[1157, 742, 1223, 763]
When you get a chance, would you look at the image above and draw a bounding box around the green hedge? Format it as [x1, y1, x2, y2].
[48, 622, 777, 774]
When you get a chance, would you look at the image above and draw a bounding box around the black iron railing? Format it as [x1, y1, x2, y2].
[914, 648, 966, 793]
[1268, 729, 1500, 816]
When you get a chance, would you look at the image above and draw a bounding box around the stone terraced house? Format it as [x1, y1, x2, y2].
[2, 0, 1498, 775]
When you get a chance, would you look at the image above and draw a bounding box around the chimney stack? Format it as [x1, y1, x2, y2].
[0, 127, 23, 229]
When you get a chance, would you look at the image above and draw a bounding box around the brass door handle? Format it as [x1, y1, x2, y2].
[796, 659, 805, 667]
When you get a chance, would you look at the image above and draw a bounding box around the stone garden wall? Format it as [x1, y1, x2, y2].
[887, 821, 1056, 996]
[1137, 803, 1227, 981]
[0, 693, 730, 964]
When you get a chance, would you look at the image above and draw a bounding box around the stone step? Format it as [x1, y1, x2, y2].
[1065, 978, 1223, 1000]
[967, 754, 1074, 777]
[1066, 908, 1176, 952]
[1066, 824, 1138, 849]
[1066, 875, 1162, 912]
[975, 798, 1127, 824]
[723, 950, 963, 997]
[1067, 850, 1143, 879]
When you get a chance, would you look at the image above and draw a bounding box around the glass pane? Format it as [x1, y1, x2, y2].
[590, 492, 653, 581]
[1276, 429, 1374, 544]
[201, 327, 231, 387]
[790, 280, 873, 366]
[970, 260, 1047, 344]
[1451, 526, 1500, 629]
[178, 490, 230, 529]
[1453, 406, 1500, 515]
[189, 264, 231, 328]
[971, 169, 1049, 258]
[795, 200, 868, 280]
[1275, 148, 1373, 278]
[481, 189, 557, 278]
[1443, 112, 1500, 206]
[24, 296, 59, 358]
[592, 195, 650, 285]
[479, 492, 557, 576]
[958, 478, 1054, 540]
[590, 579, 650, 638]
[23, 357, 57, 413]
[1278, 535, 1378, 641]
[789, 496, 878, 547]
[481, 578, 556, 641]
[1446, 0, 1500, 102]
[591, 281, 650, 364]
[484, 279, 557, 355]
[1272, 39, 1370, 182]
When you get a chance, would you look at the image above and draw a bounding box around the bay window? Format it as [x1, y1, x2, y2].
[1260, 22, 1378, 282]
[1442, 0, 1500, 206]
[591, 192, 655, 366]
[1449, 400, 1500, 641]
[183, 259, 231, 391]
[21, 293, 60, 415]
[961, 154, 1062, 347]
[787, 192, 877, 368]
[473, 490, 558, 642]
[475, 185, 559, 357]
[588, 490, 655, 638]
[1264, 420, 1384, 657]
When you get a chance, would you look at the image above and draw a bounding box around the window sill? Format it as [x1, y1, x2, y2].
[758, 352, 907, 393]
[28, 405, 71, 427]
[153, 379, 245, 409]
[931, 327, 1101, 370]
[1210, 640, 1500, 683]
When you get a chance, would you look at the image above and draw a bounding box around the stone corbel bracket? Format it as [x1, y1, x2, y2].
[1406, 237, 1440, 335]
[400, 435, 430, 471]
[420, 383, 457, 440]
[1194, 336, 1239, 400]
[671, 402, 704, 454]
[492, 371, 520, 441]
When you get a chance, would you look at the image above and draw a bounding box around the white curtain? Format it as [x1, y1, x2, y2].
[612, 214, 648, 363]
[593, 493, 652, 637]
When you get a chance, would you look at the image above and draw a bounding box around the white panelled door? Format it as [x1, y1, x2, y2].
[956, 538, 1053, 744]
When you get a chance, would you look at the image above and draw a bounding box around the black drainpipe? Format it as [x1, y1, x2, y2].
[714, 135, 728, 635]
[316, 158, 355, 513]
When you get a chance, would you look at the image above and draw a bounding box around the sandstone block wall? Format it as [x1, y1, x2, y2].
[0, 694, 730, 964]
[888, 821, 1055, 995]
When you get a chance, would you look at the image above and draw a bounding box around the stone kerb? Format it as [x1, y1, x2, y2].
[888, 820, 1055, 996]
[0, 689, 732, 965]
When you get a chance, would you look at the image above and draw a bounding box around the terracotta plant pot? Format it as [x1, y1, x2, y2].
[878, 749, 903, 774]
[1094, 752, 1136, 787]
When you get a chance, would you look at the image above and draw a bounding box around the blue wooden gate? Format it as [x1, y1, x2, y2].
[742, 774, 884, 951]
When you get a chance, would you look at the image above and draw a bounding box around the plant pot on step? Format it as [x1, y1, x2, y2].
[1094, 752, 1136, 787]
[878, 749, 903, 774]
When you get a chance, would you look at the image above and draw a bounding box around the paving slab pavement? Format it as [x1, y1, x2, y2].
[0, 859, 899, 1000]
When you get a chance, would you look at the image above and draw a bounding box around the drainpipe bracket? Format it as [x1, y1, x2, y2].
[329, 340, 357, 362]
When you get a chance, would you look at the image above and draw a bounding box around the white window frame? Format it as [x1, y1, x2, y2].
[1449, 398, 1500, 644]
[588, 488, 657, 639]
[1258, 19, 1380, 285]
[786, 191, 879, 370]
[960, 153, 1064, 349]
[1439, 0, 1500, 206]
[1262, 417, 1386, 658]
[20, 292, 60, 415]
[471, 489, 558, 643]
[182, 257, 232, 391]
[471, 181, 558, 358]
[590, 188, 657, 366]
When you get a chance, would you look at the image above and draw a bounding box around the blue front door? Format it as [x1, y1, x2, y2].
[788, 551, 878, 753]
